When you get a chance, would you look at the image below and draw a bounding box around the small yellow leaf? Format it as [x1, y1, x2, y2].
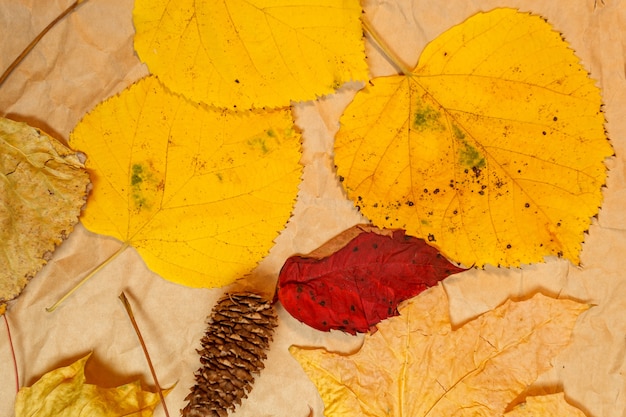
[0, 118, 89, 304]
[132, 0, 369, 109]
[70, 75, 302, 288]
[505, 393, 587, 416]
[15, 353, 168, 417]
[290, 285, 587, 416]
[335, 8, 613, 266]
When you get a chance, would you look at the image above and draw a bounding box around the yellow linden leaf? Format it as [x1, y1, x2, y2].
[505, 393, 587, 416]
[335, 8, 613, 267]
[70, 75, 301, 288]
[290, 285, 587, 416]
[15, 353, 168, 416]
[0, 118, 89, 306]
[132, 0, 368, 109]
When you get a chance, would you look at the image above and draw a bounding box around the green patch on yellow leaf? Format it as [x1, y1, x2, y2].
[70, 75, 302, 288]
[132, 0, 369, 109]
[290, 285, 587, 416]
[334, 8, 613, 267]
[15, 354, 169, 417]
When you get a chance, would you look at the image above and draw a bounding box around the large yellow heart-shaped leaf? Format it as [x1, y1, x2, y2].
[334, 8, 613, 267]
[70, 75, 302, 288]
[133, 0, 369, 109]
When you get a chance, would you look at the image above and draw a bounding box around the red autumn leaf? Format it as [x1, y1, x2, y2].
[277, 225, 466, 334]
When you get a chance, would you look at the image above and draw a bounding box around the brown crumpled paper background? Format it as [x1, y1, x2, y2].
[1, 1, 625, 416]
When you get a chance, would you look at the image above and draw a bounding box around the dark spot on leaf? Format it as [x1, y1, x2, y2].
[234, 79, 240, 83]
[433, 188, 440, 194]
[553, 116, 558, 121]
[557, 222, 561, 227]
[428, 233, 436, 242]
[319, 300, 326, 307]
[506, 244, 512, 249]
[525, 203, 530, 208]
[453, 210, 458, 215]
[542, 131, 547, 135]
[296, 285, 303, 293]
[350, 305, 356, 312]
[372, 243, 378, 249]
[343, 319, 349, 325]
[353, 246, 359, 252]
[423, 188, 428, 193]
[478, 190, 484, 195]
[339, 176, 344, 182]
[407, 201, 414, 206]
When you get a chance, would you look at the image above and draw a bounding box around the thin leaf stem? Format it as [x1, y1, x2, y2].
[46, 242, 130, 312]
[0, 0, 88, 89]
[362, 17, 413, 76]
[3, 313, 19, 393]
[119, 292, 170, 417]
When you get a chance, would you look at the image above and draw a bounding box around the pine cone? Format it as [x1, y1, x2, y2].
[182, 292, 278, 417]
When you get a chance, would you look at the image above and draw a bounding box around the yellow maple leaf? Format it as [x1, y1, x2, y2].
[290, 285, 587, 416]
[505, 392, 587, 416]
[15, 353, 168, 416]
[0, 117, 90, 306]
[69, 75, 302, 288]
[132, 0, 369, 109]
[334, 8, 613, 267]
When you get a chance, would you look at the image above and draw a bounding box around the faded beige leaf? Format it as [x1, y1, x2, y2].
[290, 285, 587, 416]
[0, 117, 89, 307]
[505, 393, 587, 416]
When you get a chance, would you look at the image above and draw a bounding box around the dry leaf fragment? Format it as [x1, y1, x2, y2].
[505, 392, 588, 416]
[14, 353, 168, 417]
[290, 285, 588, 416]
[132, 0, 369, 109]
[69, 75, 302, 288]
[0, 117, 89, 306]
[335, 8, 613, 267]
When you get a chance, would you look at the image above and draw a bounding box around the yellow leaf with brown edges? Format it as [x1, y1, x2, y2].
[334, 8, 613, 267]
[132, 0, 368, 109]
[15, 354, 168, 417]
[290, 285, 587, 416]
[70, 75, 302, 288]
[0, 117, 89, 307]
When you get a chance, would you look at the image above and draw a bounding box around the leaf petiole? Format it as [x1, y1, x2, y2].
[119, 291, 171, 417]
[46, 242, 129, 312]
[0, 0, 88, 89]
[361, 17, 413, 76]
[3, 313, 19, 393]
